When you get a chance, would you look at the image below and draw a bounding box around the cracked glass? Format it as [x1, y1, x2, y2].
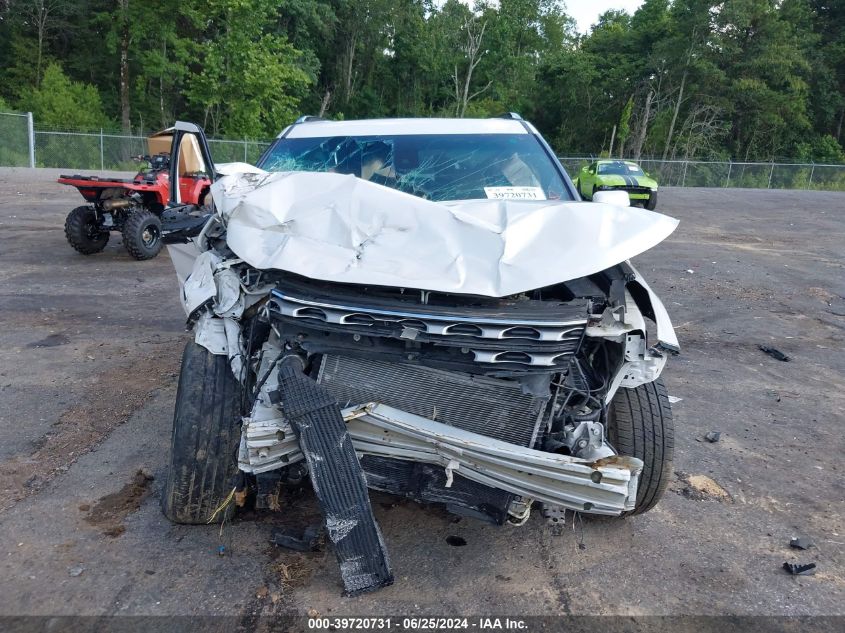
[258, 134, 572, 202]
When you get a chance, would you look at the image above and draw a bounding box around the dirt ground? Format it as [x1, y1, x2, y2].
[0, 168, 843, 624]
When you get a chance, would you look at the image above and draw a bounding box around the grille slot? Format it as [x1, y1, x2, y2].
[270, 289, 589, 368]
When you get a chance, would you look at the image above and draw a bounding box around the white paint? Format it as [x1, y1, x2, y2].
[211, 170, 679, 298]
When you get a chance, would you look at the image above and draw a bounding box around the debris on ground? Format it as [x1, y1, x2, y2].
[676, 472, 730, 501]
[446, 536, 467, 547]
[790, 537, 814, 550]
[270, 525, 322, 552]
[272, 556, 312, 591]
[704, 431, 721, 443]
[67, 565, 84, 577]
[758, 345, 790, 362]
[83, 469, 154, 537]
[668, 395, 683, 404]
[783, 562, 816, 576]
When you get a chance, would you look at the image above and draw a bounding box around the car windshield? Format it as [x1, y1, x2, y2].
[598, 161, 645, 176]
[257, 133, 571, 202]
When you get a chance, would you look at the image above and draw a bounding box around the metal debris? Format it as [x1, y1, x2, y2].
[783, 562, 816, 576]
[704, 431, 721, 443]
[790, 537, 814, 550]
[758, 345, 790, 362]
[270, 525, 322, 552]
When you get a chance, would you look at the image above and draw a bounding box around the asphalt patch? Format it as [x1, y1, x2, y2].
[26, 333, 70, 348]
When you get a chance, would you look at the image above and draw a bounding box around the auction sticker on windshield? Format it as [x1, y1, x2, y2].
[484, 186, 546, 200]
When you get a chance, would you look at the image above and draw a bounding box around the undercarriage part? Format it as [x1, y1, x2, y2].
[271, 525, 322, 552]
[276, 358, 393, 596]
[359, 456, 514, 525]
[344, 403, 643, 515]
[561, 421, 616, 461]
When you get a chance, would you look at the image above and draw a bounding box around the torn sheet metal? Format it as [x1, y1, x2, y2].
[275, 360, 393, 596]
[210, 170, 678, 298]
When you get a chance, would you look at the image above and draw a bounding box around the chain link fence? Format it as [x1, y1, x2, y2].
[3, 112, 845, 190]
[1, 112, 270, 171]
[559, 156, 845, 191]
[0, 111, 34, 167]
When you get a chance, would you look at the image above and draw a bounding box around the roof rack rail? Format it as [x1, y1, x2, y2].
[294, 115, 324, 124]
[496, 112, 523, 120]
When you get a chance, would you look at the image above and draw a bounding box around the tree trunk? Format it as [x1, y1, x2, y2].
[119, 0, 131, 134]
[318, 89, 332, 117]
[632, 89, 653, 161]
[662, 69, 686, 162]
[608, 124, 617, 157]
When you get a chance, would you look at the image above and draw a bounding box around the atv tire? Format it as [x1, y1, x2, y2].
[162, 341, 242, 524]
[606, 377, 674, 515]
[64, 205, 109, 255]
[122, 209, 163, 260]
[646, 190, 658, 210]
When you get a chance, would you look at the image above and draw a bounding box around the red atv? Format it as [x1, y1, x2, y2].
[59, 125, 214, 260]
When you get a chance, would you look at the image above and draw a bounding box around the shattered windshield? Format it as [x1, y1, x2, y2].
[258, 134, 571, 202]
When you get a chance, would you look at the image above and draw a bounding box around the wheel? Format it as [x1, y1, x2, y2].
[606, 377, 674, 515]
[162, 341, 242, 524]
[122, 209, 163, 260]
[64, 205, 109, 255]
[590, 185, 597, 201]
[646, 190, 658, 210]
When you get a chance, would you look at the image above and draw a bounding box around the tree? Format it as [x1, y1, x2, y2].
[19, 63, 108, 129]
[182, 0, 312, 138]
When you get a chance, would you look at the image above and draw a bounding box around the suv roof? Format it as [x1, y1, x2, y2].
[280, 117, 539, 139]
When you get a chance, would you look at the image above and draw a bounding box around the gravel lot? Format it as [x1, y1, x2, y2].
[0, 168, 843, 624]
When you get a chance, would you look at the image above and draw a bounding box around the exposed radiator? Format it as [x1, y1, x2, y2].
[317, 356, 547, 447]
[316, 355, 549, 524]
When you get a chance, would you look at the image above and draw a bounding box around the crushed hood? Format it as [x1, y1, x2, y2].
[211, 170, 678, 298]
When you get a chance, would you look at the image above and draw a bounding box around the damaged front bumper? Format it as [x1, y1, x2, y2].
[239, 400, 643, 517]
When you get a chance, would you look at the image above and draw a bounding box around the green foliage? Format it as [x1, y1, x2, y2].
[0, 0, 841, 163]
[18, 64, 109, 130]
[183, 0, 312, 139]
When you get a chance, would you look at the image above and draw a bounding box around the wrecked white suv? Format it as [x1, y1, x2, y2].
[162, 116, 679, 595]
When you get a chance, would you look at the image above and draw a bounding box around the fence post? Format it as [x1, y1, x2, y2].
[807, 163, 815, 190]
[767, 162, 775, 188]
[100, 129, 104, 171]
[26, 112, 35, 168]
[244, 139, 248, 163]
[725, 161, 732, 188]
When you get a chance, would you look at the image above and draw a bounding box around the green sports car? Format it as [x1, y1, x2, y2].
[573, 159, 658, 209]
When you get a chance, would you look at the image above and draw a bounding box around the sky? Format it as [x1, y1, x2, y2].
[566, 0, 645, 33]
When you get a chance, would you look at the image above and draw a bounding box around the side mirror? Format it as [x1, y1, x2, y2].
[592, 190, 631, 207]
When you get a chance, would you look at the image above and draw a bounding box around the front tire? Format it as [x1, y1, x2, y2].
[64, 205, 109, 255]
[646, 190, 658, 210]
[606, 377, 674, 515]
[122, 209, 163, 260]
[162, 341, 242, 524]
